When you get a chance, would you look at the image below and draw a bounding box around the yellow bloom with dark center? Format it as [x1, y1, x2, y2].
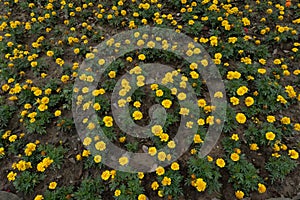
[265, 132, 275, 141]
[177, 92, 186, 100]
[94, 155, 102, 163]
[9, 135, 17, 142]
[171, 162, 179, 170]
[236, 113, 246, 124]
[231, 134, 239, 141]
[161, 176, 171, 186]
[108, 71, 116, 78]
[167, 141, 176, 149]
[114, 189, 121, 197]
[156, 166, 165, 176]
[193, 134, 203, 143]
[216, 158, 225, 168]
[267, 115, 276, 123]
[83, 137, 92, 146]
[151, 125, 163, 136]
[157, 151, 166, 161]
[250, 143, 259, 151]
[156, 89, 163, 97]
[235, 191, 244, 199]
[95, 141, 106, 151]
[179, 107, 189, 115]
[87, 122, 95, 130]
[101, 170, 110, 180]
[236, 86, 248, 96]
[161, 99, 172, 108]
[230, 153, 240, 161]
[245, 96, 254, 106]
[258, 183, 266, 193]
[151, 181, 159, 190]
[160, 133, 169, 142]
[197, 99, 206, 107]
[281, 117, 290, 125]
[132, 110, 143, 120]
[138, 194, 147, 200]
[195, 178, 206, 192]
[138, 54, 146, 60]
[119, 156, 129, 166]
[49, 182, 57, 190]
[7, 171, 17, 181]
[288, 149, 299, 159]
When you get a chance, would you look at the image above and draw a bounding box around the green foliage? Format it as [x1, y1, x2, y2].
[109, 172, 144, 200]
[13, 171, 44, 194]
[74, 177, 105, 200]
[187, 156, 222, 193]
[265, 155, 298, 183]
[0, 104, 15, 129]
[44, 186, 74, 200]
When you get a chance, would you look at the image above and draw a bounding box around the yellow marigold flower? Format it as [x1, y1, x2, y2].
[138, 194, 147, 200]
[207, 156, 213, 162]
[250, 143, 259, 151]
[156, 89, 163, 97]
[61, 75, 69, 83]
[214, 91, 223, 98]
[194, 178, 206, 192]
[157, 151, 166, 161]
[132, 110, 143, 120]
[156, 166, 165, 176]
[83, 137, 92, 146]
[267, 115, 276, 123]
[119, 156, 129, 166]
[82, 149, 90, 157]
[235, 190, 244, 199]
[177, 92, 186, 100]
[167, 140, 176, 149]
[245, 96, 254, 106]
[95, 141, 106, 151]
[151, 181, 159, 190]
[7, 171, 17, 181]
[216, 158, 225, 168]
[265, 131, 276, 141]
[273, 59, 281, 65]
[179, 107, 189, 116]
[281, 117, 290, 125]
[94, 155, 102, 163]
[0, 147, 5, 156]
[34, 195, 44, 200]
[294, 123, 300, 131]
[138, 54, 146, 60]
[9, 135, 17, 142]
[160, 133, 169, 142]
[257, 183, 266, 193]
[108, 71, 116, 78]
[194, 134, 203, 143]
[231, 134, 239, 141]
[87, 122, 95, 130]
[114, 189, 121, 197]
[171, 162, 180, 170]
[49, 182, 57, 190]
[101, 170, 110, 180]
[230, 153, 240, 161]
[151, 125, 163, 136]
[93, 103, 101, 111]
[161, 176, 171, 186]
[230, 97, 239, 105]
[197, 99, 206, 107]
[161, 99, 172, 108]
[236, 113, 246, 124]
[288, 149, 299, 159]
[236, 86, 248, 96]
[133, 101, 141, 108]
